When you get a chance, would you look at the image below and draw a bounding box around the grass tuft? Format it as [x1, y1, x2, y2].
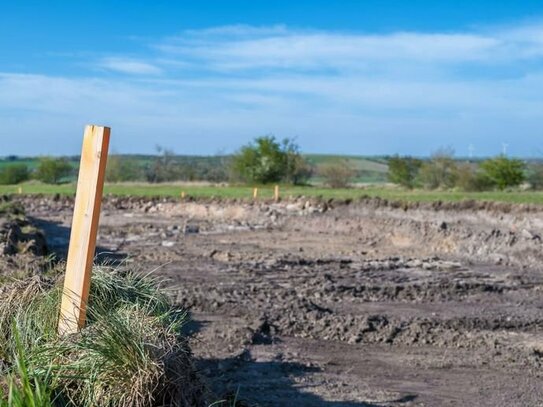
[0, 266, 207, 407]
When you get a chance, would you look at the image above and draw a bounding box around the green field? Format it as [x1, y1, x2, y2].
[2, 182, 543, 205]
[305, 154, 389, 183]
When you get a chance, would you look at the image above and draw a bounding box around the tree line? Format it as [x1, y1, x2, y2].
[388, 149, 542, 191]
[0, 136, 359, 187]
[0, 158, 73, 185]
[2, 138, 542, 190]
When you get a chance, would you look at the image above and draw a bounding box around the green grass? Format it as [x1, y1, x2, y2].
[2, 181, 543, 205]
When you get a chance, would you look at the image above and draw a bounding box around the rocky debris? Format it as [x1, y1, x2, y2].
[15, 193, 543, 217]
[15, 195, 543, 270]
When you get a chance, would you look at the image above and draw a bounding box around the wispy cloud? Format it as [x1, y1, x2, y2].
[155, 23, 543, 71]
[182, 24, 289, 38]
[98, 57, 163, 75]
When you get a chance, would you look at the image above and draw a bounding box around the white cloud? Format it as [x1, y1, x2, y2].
[2, 21, 543, 156]
[155, 22, 543, 72]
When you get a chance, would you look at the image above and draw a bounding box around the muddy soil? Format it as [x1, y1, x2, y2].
[19, 196, 543, 406]
[0, 199, 48, 280]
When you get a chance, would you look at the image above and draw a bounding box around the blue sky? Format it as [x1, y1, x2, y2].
[1, 1, 543, 157]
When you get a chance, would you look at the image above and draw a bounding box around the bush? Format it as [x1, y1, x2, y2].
[0, 267, 207, 407]
[231, 136, 310, 184]
[319, 160, 356, 188]
[35, 158, 72, 184]
[387, 156, 422, 188]
[527, 163, 543, 190]
[231, 136, 285, 184]
[480, 156, 525, 190]
[417, 149, 458, 189]
[454, 163, 494, 192]
[0, 164, 30, 185]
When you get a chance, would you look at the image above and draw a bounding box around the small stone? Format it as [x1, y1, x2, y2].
[184, 224, 200, 234]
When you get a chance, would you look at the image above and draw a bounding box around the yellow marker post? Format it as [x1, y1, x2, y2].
[274, 185, 280, 202]
[58, 125, 110, 335]
[253, 187, 258, 199]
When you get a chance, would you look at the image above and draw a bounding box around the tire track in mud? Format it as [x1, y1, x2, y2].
[172, 256, 543, 368]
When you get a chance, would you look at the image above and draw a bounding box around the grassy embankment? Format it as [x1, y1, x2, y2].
[2, 182, 543, 204]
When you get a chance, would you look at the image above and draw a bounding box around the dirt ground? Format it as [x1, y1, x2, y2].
[15, 196, 543, 406]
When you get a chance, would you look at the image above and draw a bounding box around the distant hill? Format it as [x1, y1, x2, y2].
[305, 154, 389, 184]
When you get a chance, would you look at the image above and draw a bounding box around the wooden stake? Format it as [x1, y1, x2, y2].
[253, 187, 258, 199]
[274, 185, 280, 202]
[17, 186, 22, 194]
[181, 191, 186, 199]
[58, 125, 110, 335]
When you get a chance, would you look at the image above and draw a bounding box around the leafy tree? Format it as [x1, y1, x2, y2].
[106, 155, 144, 182]
[319, 160, 356, 188]
[480, 156, 526, 190]
[282, 139, 313, 185]
[231, 136, 310, 184]
[35, 158, 72, 184]
[387, 156, 422, 188]
[417, 148, 458, 189]
[0, 163, 30, 185]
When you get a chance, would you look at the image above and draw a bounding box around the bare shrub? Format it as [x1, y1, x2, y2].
[319, 160, 356, 188]
[417, 149, 458, 189]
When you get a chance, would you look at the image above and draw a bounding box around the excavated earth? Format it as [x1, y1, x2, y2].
[10, 195, 543, 406]
[0, 199, 48, 280]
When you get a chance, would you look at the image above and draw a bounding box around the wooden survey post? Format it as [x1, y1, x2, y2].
[253, 187, 258, 199]
[58, 125, 110, 335]
[274, 185, 280, 202]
